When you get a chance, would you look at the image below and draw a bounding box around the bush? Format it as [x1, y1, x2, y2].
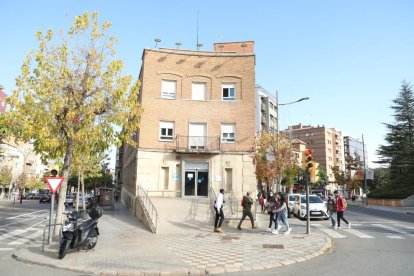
[368, 185, 414, 199]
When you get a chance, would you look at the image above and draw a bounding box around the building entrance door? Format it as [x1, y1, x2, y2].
[184, 162, 209, 197]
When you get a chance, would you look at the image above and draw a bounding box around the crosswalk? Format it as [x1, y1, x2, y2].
[312, 222, 414, 239]
[0, 227, 43, 251]
[0, 214, 48, 251]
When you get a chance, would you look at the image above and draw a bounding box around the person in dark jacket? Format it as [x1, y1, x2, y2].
[327, 193, 337, 228]
[237, 191, 256, 230]
[266, 191, 278, 232]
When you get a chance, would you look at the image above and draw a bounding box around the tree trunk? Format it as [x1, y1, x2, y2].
[53, 138, 74, 240]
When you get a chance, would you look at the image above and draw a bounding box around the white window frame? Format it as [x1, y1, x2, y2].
[159, 121, 174, 141]
[221, 124, 236, 143]
[161, 80, 176, 99]
[222, 83, 236, 101]
[192, 82, 206, 101]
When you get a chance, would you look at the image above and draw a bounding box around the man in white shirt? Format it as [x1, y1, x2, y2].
[214, 189, 225, 233]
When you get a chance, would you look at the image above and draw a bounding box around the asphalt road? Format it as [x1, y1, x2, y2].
[1, 200, 413, 276]
[222, 205, 414, 276]
[0, 199, 87, 276]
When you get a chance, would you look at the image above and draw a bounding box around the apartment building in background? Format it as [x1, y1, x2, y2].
[343, 136, 367, 179]
[121, 41, 257, 207]
[284, 124, 345, 183]
[255, 84, 277, 133]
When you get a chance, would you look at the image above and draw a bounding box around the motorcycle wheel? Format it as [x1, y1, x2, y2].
[87, 229, 98, 249]
[58, 238, 71, 259]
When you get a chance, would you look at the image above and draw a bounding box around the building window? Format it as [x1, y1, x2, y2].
[222, 83, 236, 101]
[192, 82, 206, 100]
[221, 124, 236, 143]
[161, 80, 176, 99]
[160, 121, 174, 141]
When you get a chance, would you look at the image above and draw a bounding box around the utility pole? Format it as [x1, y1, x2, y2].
[275, 91, 310, 193]
[362, 134, 368, 206]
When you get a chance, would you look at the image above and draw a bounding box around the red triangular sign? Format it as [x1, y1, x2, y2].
[45, 177, 64, 194]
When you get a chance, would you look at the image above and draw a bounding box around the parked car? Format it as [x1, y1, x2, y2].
[76, 194, 92, 208]
[39, 194, 51, 203]
[293, 195, 328, 220]
[288, 193, 301, 214]
[25, 193, 40, 200]
[65, 194, 74, 206]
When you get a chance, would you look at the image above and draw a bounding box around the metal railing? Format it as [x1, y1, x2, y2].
[42, 223, 62, 252]
[176, 135, 220, 153]
[137, 185, 158, 233]
[209, 188, 257, 220]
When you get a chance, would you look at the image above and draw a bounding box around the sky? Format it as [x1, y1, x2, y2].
[1, 1, 413, 169]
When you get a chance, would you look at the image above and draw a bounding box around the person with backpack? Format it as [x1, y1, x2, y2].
[214, 189, 225, 233]
[237, 191, 256, 230]
[327, 193, 337, 229]
[334, 190, 351, 229]
[272, 193, 292, 235]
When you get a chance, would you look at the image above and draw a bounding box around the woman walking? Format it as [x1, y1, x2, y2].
[272, 193, 292, 235]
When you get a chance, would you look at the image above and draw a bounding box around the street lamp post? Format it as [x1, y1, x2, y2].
[275, 91, 309, 192]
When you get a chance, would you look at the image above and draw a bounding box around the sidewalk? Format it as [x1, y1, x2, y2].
[12, 201, 332, 275]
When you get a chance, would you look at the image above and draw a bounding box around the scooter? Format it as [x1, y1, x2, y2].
[58, 206, 103, 259]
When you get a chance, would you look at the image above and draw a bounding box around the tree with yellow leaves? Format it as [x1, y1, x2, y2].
[252, 131, 294, 192]
[4, 12, 142, 238]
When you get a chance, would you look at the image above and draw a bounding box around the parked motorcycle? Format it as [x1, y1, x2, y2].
[58, 206, 103, 259]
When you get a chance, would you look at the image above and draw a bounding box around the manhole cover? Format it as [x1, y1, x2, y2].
[263, 244, 284, 249]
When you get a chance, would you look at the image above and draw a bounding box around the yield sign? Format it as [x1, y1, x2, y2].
[45, 177, 64, 194]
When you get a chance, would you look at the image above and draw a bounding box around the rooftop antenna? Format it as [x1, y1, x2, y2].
[154, 38, 161, 48]
[196, 10, 202, 50]
[175, 41, 182, 49]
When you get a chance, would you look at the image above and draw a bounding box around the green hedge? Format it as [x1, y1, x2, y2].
[368, 185, 414, 199]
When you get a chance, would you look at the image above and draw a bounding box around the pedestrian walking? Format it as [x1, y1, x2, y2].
[327, 193, 337, 228]
[114, 190, 119, 202]
[258, 192, 265, 213]
[265, 191, 278, 232]
[237, 191, 256, 230]
[214, 188, 225, 233]
[334, 190, 351, 229]
[272, 193, 292, 235]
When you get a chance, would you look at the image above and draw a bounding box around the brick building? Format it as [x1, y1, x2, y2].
[121, 41, 257, 205]
[284, 124, 345, 183]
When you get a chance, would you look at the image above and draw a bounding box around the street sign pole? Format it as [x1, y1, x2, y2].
[305, 168, 311, 234]
[45, 177, 64, 244]
[48, 194, 55, 244]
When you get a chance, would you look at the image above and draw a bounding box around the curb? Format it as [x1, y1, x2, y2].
[12, 234, 333, 275]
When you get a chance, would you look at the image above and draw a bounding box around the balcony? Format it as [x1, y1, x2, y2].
[175, 135, 220, 153]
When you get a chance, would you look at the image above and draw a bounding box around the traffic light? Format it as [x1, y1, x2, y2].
[310, 161, 319, 183]
[304, 149, 313, 170]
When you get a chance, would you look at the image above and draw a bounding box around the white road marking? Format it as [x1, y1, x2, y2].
[0, 248, 14, 251]
[342, 228, 374, 238]
[0, 220, 47, 242]
[1, 214, 48, 228]
[8, 230, 42, 245]
[386, 235, 405, 239]
[372, 223, 414, 237]
[0, 229, 25, 242]
[313, 224, 347, 238]
[6, 210, 46, 220]
[399, 225, 414, 230]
